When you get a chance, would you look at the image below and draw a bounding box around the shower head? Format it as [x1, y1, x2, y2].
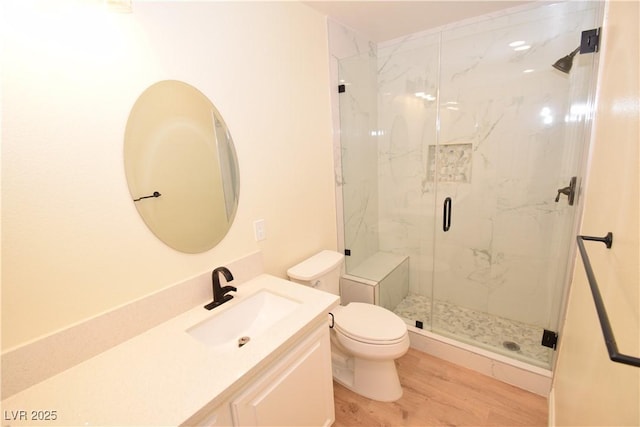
[552, 46, 581, 74]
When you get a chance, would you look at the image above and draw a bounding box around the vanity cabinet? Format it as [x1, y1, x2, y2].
[192, 323, 334, 427]
[2, 274, 339, 427]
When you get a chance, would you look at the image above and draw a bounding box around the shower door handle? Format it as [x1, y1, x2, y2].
[555, 176, 577, 206]
[443, 197, 452, 232]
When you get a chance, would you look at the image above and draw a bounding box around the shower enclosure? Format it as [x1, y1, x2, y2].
[336, 1, 603, 369]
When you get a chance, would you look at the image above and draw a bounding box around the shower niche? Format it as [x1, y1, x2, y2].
[333, 1, 603, 369]
[426, 143, 473, 183]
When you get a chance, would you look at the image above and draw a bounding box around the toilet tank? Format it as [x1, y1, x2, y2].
[287, 250, 344, 295]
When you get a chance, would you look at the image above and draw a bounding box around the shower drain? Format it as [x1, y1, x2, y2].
[502, 341, 521, 352]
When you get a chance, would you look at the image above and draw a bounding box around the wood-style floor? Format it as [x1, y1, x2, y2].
[333, 348, 548, 427]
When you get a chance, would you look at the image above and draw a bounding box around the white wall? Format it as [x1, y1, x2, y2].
[551, 0, 639, 424]
[1, 0, 337, 350]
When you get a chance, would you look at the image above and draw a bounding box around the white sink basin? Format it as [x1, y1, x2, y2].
[187, 290, 301, 350]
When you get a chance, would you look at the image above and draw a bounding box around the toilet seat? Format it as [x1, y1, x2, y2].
[332, 303, 407, 345]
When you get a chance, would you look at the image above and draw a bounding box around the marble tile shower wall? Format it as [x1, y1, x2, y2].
[331, 1, 599, 327]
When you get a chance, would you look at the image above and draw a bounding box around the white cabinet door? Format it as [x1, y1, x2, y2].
[231, 326, 334, 426]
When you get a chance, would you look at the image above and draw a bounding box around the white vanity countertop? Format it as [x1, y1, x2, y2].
[1, 274, 339, 426]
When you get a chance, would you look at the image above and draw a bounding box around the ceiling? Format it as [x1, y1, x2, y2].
[303, 1, 533, 43]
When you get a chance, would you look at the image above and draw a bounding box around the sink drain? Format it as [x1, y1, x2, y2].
[238, 336, 250, 348]
[503, 341, 520, 352]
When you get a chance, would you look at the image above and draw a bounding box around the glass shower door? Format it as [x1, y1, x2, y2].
[431, 2, 601, 367]
[336, 0, 602, 369]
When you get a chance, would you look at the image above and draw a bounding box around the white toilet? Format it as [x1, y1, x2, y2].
[287, 250, 410, 402]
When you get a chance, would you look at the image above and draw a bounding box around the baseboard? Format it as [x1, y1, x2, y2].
[548, 387, 556, 426]
[408, 326, 552, 396]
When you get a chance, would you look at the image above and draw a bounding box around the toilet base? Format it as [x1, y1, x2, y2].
[332, 351, 403, 402]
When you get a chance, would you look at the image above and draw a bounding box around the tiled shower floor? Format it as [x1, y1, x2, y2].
[393, 294, 553, 368]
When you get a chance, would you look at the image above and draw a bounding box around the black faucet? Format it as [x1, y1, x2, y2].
[204, 267, 237, 310]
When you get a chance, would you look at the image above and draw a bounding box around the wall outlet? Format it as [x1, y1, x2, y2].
[254, 219, 266, 241]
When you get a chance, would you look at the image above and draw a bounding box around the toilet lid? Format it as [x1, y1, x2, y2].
[333, 303, 407, 344]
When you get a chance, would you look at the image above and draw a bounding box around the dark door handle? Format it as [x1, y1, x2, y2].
[443, 197, 452, 232]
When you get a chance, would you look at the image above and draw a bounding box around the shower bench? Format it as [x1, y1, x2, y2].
[340, 251, 409, 311]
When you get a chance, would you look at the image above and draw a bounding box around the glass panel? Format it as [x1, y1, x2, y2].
[433, 1, 601, 368]
[376, 35, 440, 330]
[338, 53, 379, 275]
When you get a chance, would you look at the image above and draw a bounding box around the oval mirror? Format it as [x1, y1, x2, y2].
[124, 80, 239, 253]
